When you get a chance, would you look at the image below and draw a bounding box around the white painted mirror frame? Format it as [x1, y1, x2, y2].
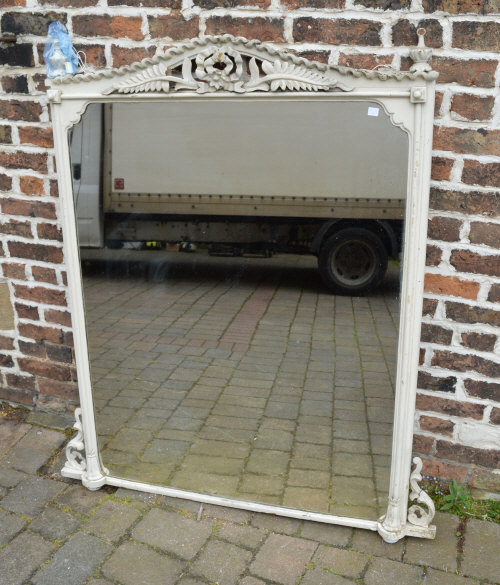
[48, 34, 437, 543]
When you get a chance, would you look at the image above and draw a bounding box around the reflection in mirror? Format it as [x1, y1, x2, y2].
[72, 100, 407, 521]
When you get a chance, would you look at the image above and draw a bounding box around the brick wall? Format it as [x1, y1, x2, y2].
[0, 0, 499, 488]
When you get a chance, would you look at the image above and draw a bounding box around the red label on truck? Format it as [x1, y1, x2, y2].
[114, 178, 125, 190]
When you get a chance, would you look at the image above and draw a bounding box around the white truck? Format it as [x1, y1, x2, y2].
[71, 100, 407, 294]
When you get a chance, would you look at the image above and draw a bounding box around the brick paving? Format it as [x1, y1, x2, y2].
[82, 250, 398, 521]
[1, 415, 499, 585]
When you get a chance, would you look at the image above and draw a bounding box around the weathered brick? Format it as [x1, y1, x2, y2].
[0, 1, 27, 9]
[0, 334, 14, 350]
[1, 11, 66, 35]
[38, 378, 78, 400]
[433, 127, 500, 156]
[421, 458, 469, 483]
[421, 323, 453, 345]
[33, 74, 48, 92]
[424, 273, 479, 300]
[15, 302, 39, 320]
[355, 0, 410, 7]
[431, 349, 500, 378]
[18, 322, 65, 343]
[423, 0, 497, 13]
[0, 173, 12, 191]
[490, 408, 500, 425]
[462, 161, 500, 189]
[109, 0, 180, 5]
[294, 18, 382, 45]
[0, 219, 33, 238]
[2, 198, 56, 220]
[451, 94, 494, 122]
[464, 379, 500, 402]
[0, 125, 12, 144]
[417, 371, 457, 393]
[32, 266, 58, 284]
[413, 434, 434, 454]
[293, 49, 330, 64]
[430, 189, 500, 217]
[488, 283, 500, 303]
[392, 19, 442, 48]
[49, 180, 59, 197]
[37, 223, 63, 242]
[338, 53, 392, 69]
[2, 261, 26, 280]
[469, 468, 500, 492]
[419, 415, 454, 436]
[73, 15, 143, 40]
[426, 245, 442, 267]
[1, 75, 29, 94]
[20, 175, 45, 196]
[194, 0, 268, 7]
[461, 332, 496, 352]
[0, 43, 34, 67]
[15, 284, 66, 306]
[5, 372, 36, 392]
[147, 14, 199, 41]
[0, 353, 14, 367]
[431, 157, 453, 181]
[18, 126, 54, 148]
[0, 384, 33, 406]
[427, 216, 461, 242]
[450, 249, 500, 278]
[73, 44, 107, 67]
[8, 242, 63, 263]
[416, 393, 484, 419]
[453, 21, 500, 52]
[0, 99, 42, 122]
[436, 440, 499, 468]
[0, 151, 48, 173]
[18, 339, 46, 358]
[434, 92, 443, 117]
[45, 308, 72, 327]
[111, 45, 155, 68]
[432, 57, 497, 88]
[46, 343, 73, 363]
[446, 301, 500, 327]
[469, 222, 500, 248]
[423, 296, 438, 317]
[18, 357, 72, 381]
[40, 0, 99, 5]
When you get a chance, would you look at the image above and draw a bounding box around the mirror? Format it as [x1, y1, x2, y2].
[50, 36, 437, 542]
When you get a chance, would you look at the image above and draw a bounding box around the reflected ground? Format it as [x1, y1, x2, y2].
[82, 249, 399, 521]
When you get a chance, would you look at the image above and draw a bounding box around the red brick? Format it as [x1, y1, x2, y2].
[2, 198, 56, 220]
[14, 302, 39, 320]
[18, 339, 46, 358]
[338, 53, 392, 69]
[469, 222, 500, 248]
[0, 43, 34, 67]
[488, 283, 500, 303]
[424, 273, 479, 300]
[38, 378, 78, 401]
[1, 75, 28, 94]
[194, 0, 267, 7]
[31, 266, 58, 285]
[73, 15, 143, 40]
[2, 11, 66, 35]
[450, 249, 500, 278]
[453, 21, 500, 52]
[18, 126, 53, 148]
[490, 408, 500, 425]
[434, 92, 443, 118]
[73, 44, 107, 68]
[109, 0, 180, 5]
[284, 0, 343, 6]
[8, 242, 63, 264]
[461, 332, 496, 352]
[0, 100, 42, 122]
[436, 440, 500, 468]
[294, 18, 382, 45]
[417, 371, 457, 393]
[354, 0, 410, 7]
[37, 223, 63, 242]
[462, 161, 500, 189]
[431, 157, 453, 181]
[44, 308, 72, 327]
[0, 219, 32, 238]
[0, 354, 14, 367]
[0, 1, 27, 6]
[17, 322, 64, 343]
[451, 94, 494, 122]
[392, 19, 442, 48]
[464, 379, 500, 402]
[416, 393, 484, 419]
[419, 415, 454, 436]
[111, 45, 155, 68]
[426, 244, 442, 267]
[39, 0, 97, 4]
[0, 173, 12, 191]
[469, 468, 500, 492]
[420, 458, 469, 483]
[430, 57, 497, 88]
[49, 180, 59, 198]
[33, 74, 48, 93]
[446, 301, 500, 327]
[421, 323, 453, 345]
[419, 347, 425, 366]
[46, 343, 73, 364]
[19, 175, 45, 196]
[293, 50, 330, 65]
[427, 216, 461, 242]
[0, 151, 48, 173]
[430, 189, 500, 217]
[0, 124, 12, 144]
[433, 127, 500, 156]
[423, 0, 497, 13]
[18, 357, 72, 381]
[0, 334, 14, 350]
[431, 349, 500, 378]
[14, 284, 66, 306]
[0, 385, 33, 407]
[422, 298, 438, 317]
[413, 434, 434, 454]
[5, 373, 35, 392]
[2, 261, 26, 280]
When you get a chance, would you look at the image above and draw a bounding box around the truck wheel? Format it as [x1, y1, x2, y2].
[318, 228, 388, 295]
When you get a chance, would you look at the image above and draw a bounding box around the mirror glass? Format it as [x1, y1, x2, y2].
[72, 99, 407, 521]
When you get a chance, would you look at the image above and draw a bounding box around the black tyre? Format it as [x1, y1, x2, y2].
[318, 228, 388, 295]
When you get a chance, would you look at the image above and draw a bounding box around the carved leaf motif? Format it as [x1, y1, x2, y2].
[249, 59, 331, 92]
[115, 63, 169, 94]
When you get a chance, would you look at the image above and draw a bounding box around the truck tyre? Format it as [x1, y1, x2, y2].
[318, 228, 388, 295]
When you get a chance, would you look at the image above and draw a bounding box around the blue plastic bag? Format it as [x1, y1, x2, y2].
[43, 21, 79, 78]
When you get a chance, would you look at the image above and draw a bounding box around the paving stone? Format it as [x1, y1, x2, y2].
[1, 476, 65, 517]
[0, 531, 55, 585]
[240, 474, 285, 496]
[84, 499, 142, 542]
[0, 466, 27, 488]
[404, 512, 459, 572]
[0, 509, 27, 547]
[0, 419, 31, 456]
[283, 486, 330, 512]
[461, 518, 500, 583]
[202, 503, 252, 524]
[133, 508, 212, 559]
[86, 580, 114, 585]
[424, 568, 478, 585]
[364, 557, 423, 585]
[217, 523, 267, 549]
[300, 521, 352, 547]
[26, 410, 74, 430]
[32, 532, 113, 585]
[115, 487, 160, 503]
[301, 569, 354, 585]
[178, 578, 208, 585]
[246, 449, 289, 475]
[312, 545, 369, 578]
[190, 540, 252, 585]
[251, 513, 302, 535]
[239, 578, 267, 585]
[181, 454, 244, 475]
[351, 528, 404, 561]
[250, 533, 317, 585]
[54, 484, 107, 515]
[29, 507, 81, 541]
[1, 427, 65, 473]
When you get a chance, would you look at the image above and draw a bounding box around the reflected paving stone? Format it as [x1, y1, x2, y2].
[102, 540, 184, 585]
[332, 420, 369, 441]
[190, 540, 252, 585]
[1, 476, 65, 517]
[164, 416, 204, 431]
[331, 476, 377, 507]
[364, 556, 423, 585]
[283, 487, 330, 512]
[264, 401, 299, 419]
[295, 424, 331, 444]
[32, 532, 112, 585]
[0, 509, 27, 547]
[190, 439, 250, 459]
[333, 438, 370, 454]
[287, 469, 330, 489]
[253, 428, 294, 451]
[239, 474, 285, 496]
[29, 507, 81, 541]
[105, 427, 153, 453]
[312, 545, 369, 578]
[142, 438, 190, 462]
[301, 568, 353, 585]
[461, 518, 500, 583]
[250, 534, 317, 585]
[199, 426, 256, 443]
[133, 508, 212, 559]
[84, 499, 141, 542]
[1, 427, 65, 473]
[181, 454, 244, 475]
[332, 453, 373, 478]
[0, 532, 55, 585]
[171, 470, 239, 494]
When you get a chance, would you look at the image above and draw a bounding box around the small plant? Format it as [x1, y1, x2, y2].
[440, 479, 471, 514]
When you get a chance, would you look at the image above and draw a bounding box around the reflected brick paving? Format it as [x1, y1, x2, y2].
[82, 250, 399, 520]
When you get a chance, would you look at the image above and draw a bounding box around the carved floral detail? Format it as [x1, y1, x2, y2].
[62, 407, 87, 475]
[407, 456, 436, 528]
